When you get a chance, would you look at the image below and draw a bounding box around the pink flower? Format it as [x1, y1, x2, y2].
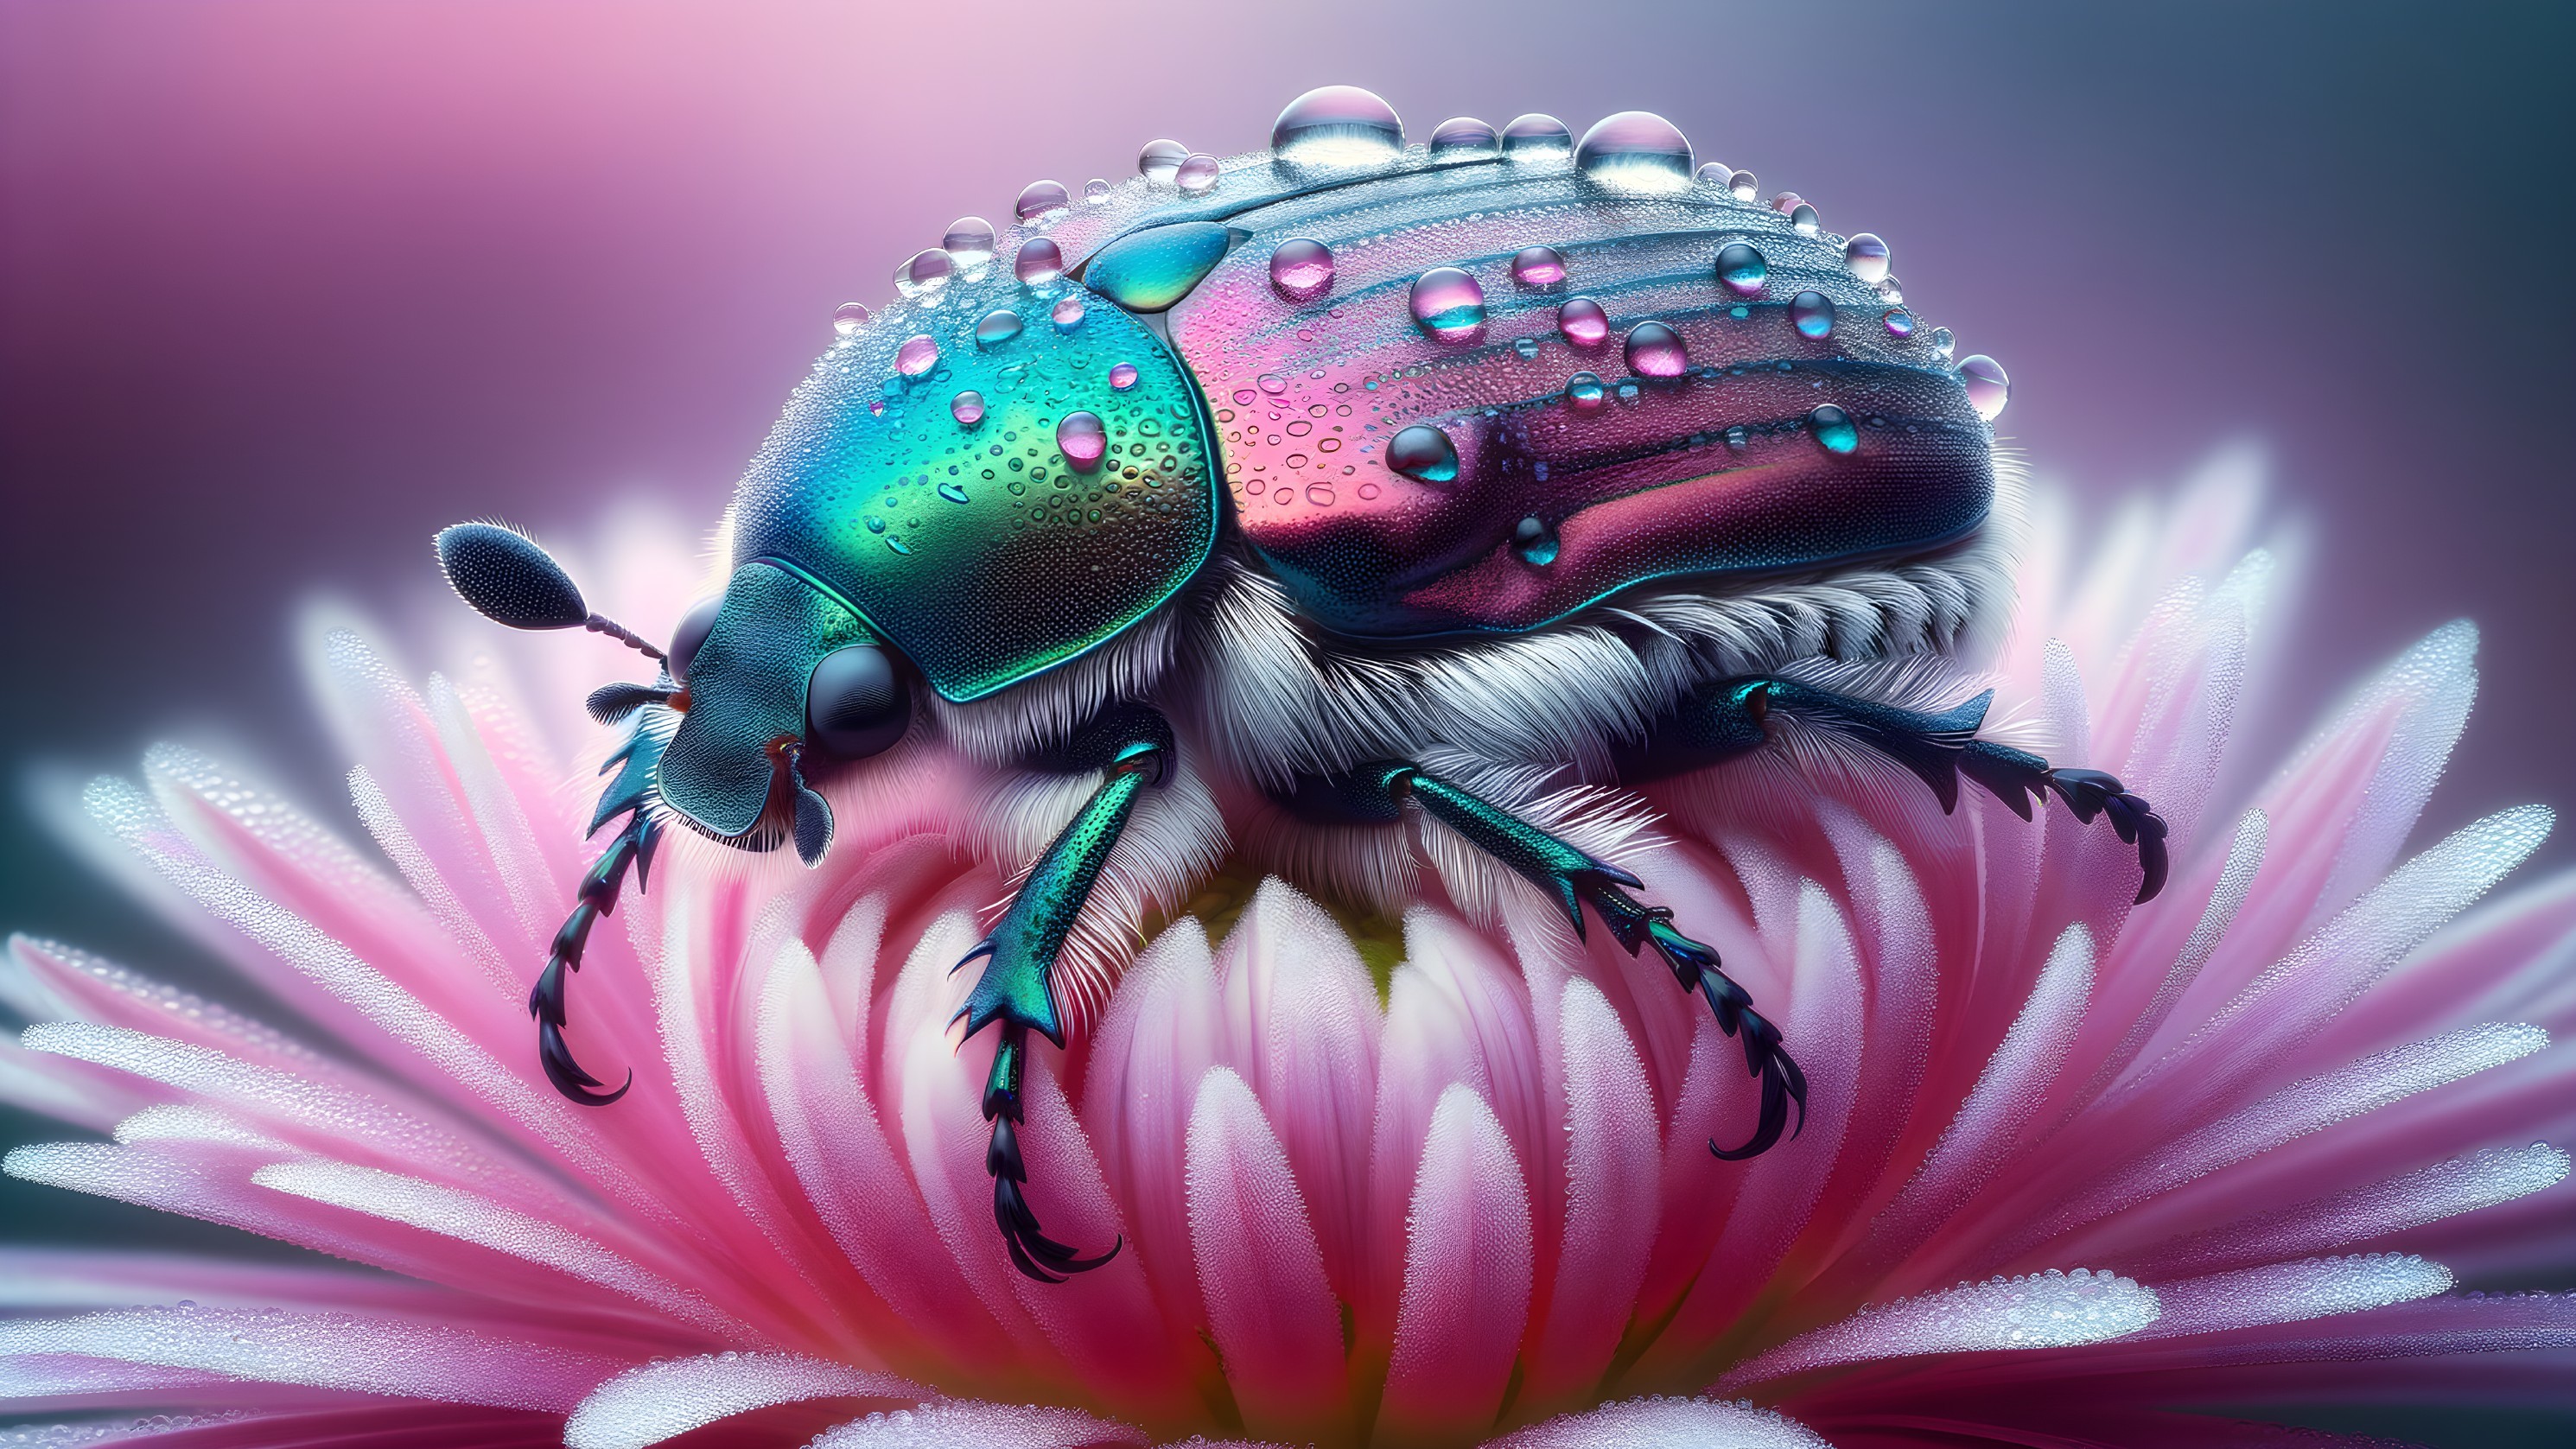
[5, 458, 2573, 1448]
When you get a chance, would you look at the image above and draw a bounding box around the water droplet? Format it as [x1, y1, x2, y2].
[1110, 362, 1139, 391]
[1725, 424, 1748, 450]
[1809, 403, 1860, 454]
[1695, 161, 1733, 187]
[942, 217, 996, 267]
[1512, 335, 1540, 359]
[1257, 373, 1288, 395]
[1714, 241, 1767, 297]
[1843, 232, 1891, 283]
[1874, 276, 1905, 304]
[1084, 178, 1113, 202]
[1015, 180, 1071, 222]
[1502, 114, 1573, 156]
[1269, 238, 1334, 301]
[1624, 321, 1689, 377]
[1051, 296, 1086, 330]
[1014, 238, 1064, 284]
[1958, 354, 2009, 420]
[1511, 245, 1568, 287]
[1409, 267, 1487, 343]
[1574, 111, 1694, 193]
[1930, 326, 1956, 361]
[1771, 192, 1804, 213]
[1176, 152, 1221, 194]
[1511, 516, 1560, 565]
[895, 248, 953, 298]
[1790, 290, 1835, 340]
[938, 480, 970, 504]
[896, 334, 940, 378]
[974, 309, 1023, 347]
[951, 390, 985, 426]
[1428, 116, 1499, 160]
[1138, 139, 1188, 182]
[1272, 86, 1404, 169]
[831, 302, 873, 337]
[1386, 424, 1459, 482]
[1557, 296, 1609, 347]
[1565, 372, 1606, 412]
[1790, 203, 1822, 236]
[1085, 220, 1231, 313]
[1881, 308, 1914, 338]
[1728, 168, 1759, 201]
[1059, 410, 1108, 470]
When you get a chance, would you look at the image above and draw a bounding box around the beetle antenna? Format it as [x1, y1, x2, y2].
[582, 613, 667, 661]
[436, 520, 665, 660]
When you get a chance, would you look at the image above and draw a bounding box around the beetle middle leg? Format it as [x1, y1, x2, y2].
[1280, 763, 1807, 1160]
[954, 702, 1173, 1281]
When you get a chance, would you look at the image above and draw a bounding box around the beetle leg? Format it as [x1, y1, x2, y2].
[953, 707, 1172, 1281]
[1619, 677, 2170, 905]
[531, 701, 673, 1106]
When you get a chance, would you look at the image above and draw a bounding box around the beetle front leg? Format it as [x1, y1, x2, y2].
[531, 699, 673, 1106]
[1620, 677, 2171, 904]
[953, 705, 1172, 1282]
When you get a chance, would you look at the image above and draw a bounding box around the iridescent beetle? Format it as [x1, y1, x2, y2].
[435, 89, 2166, 1283]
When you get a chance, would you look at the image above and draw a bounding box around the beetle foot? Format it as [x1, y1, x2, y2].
[1585, 884, 1807, 1159]
[1961, 740, 2170, 903]
[980, 1022, 1119, 1283]
[529, 709, 671, 1107]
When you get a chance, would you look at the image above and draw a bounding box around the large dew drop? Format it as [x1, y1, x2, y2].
[974, 309, 1023, 347]
[1015, 180, 1071, 222]
[1409, 268, 1488, 343]
[1429, 117, 1499, 161]
[942, 218, 996, 268]
[1386, 424, 1459, 483]
[1809, 403, 1860, 454]
[1557, 296, 1610, 347]
[1014, 238, 1064, 284]
[1138, 139, 1188, 182]
[895, 334, 940, 378]
[1502, 113, 1573, 156]
[1624, 321, 1689, 377]
[1843, 232, 1891, 283]
[895, 248, 953, 299]
[1058, 410, 1108, 471]
[1271, 86, 1404, 169]
[1175, 153, 1221, 194]
[1958, 355, 2010, 419]
[1511, 245, 1567, 288]
[1269, 238, 1334, 302]
[831, 302, 873, 337]
[1574, 111, 1694, 193]
[1715, 241, 1767, 297]
[1790, 290, 1835, 340]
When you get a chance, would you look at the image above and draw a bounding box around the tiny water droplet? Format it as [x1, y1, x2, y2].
[1958, 354, 2010, 419]
[1625, 320, 1689, 377]
[951, 390, 985, 426]
[1502, 113, 1573, 155]
[1771, 191, 1803, 213]
[1512, 335, 1540, 359]
[1574, 111, 1693, 193]
[1269, 238, 1334, 301]
[1014, 238, 1064, 284]
[1557, 296, 1609, 347]
[1728, 168, 1759, 201]
[1881, 308, 1914, 338]
[1790, 290, 1835, 340]
[1138, 139, 1188, 182]
[1059, 410, 1108, 470]
[1714, 241, 1767, 297]
[1409, 267, 1487, 343]
[831, 302, 873, 337]
[1272, 86, 1404, 169]
[1843, 232, 1891, 283]
[1873, 276, 1905, 304]
[895, 249, 953, 298]
[942, 217, 996, 266]
[1511, 515, 1560, 565]
[1930, 326, 1956, 360]
[975, 309, 1024, 346]
[938, 480, 970, 503]
[1511, 245, 1567, 287]
[1428, 116, 1499, 160]
[1565, 372, 1606, 412]
[1386, 423, 1459, 482]
[1725, 424, 1748, 450]
[1110, 362, 1139, 391]
[865, 516, 886, 534]
[1258, 373, 1288, 395]
[1809, 403, 1860, 454]
[1015, 180, 1071, 222]
[1051, 296, 1086, 330]
[895, 334, 939, 378]
[1695, 161, 1733, 186]
[1790, 203, 1822, 235]
[1175, 152, 1220, 194]
[1084, 178, 1113, 202]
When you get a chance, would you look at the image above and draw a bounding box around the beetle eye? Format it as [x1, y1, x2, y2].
[805, 645, 909, 759]
[665, 598, 723, 683]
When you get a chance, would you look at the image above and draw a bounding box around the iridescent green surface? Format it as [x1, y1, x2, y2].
[728, 268, 1216, 702]
[656, 561, 875, 838]
[1080, 222, 1234, 313]
[955, 764, 1148, 1047]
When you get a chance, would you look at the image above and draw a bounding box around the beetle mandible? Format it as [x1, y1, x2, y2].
[435, 88, 2166, 1283]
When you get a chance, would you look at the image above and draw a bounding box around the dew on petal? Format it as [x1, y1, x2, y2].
[1109, 363, 1139, 391]
[895, 334, 939, 378]
[1844, 232, 1892, 283]
[1175, 152, 1221, 194]
[894, 248, 953, 299]
[1050, 296, 1086, 330]
[1429, 116, 1499, 160]
[1959, 354, 2010, 419]
[973, 309, 1024, 347]
[1510, 245, 1567, 288]
[1574, 111, 1694, 193]
[1014, 179, 1071, 222]
[1565, 372, 1606, 413]
[1715, 241, 1767, 297]
[1809, 403, 1859, 454]
[1138, 138, 1188, 182]
[941, 217, 996, 267]
[1557, 296, 1610, 347]
[1624, 321, 1689, 377]
[1271, 85, 1404, 169]
[1014, 238, 1065, 284]
[1501, 113, 1573, 156]
[950, 391, 985, 427]
[1083, 177, 1113, 202]
[830, 302, 873, 338]
[1386, 423, 1459, 483]
[1409, 267, 1487, 343]
[1790, 290, 1835, 340]
[1269, 238, 1335, 302]
[1057, 410, 1108, 470]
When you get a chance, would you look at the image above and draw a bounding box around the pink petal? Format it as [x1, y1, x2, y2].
[1078, 918, 1223, 1334]
[808, 1400, 1148, 1449]
[1482, 1395, 1831, 1449]
[1716, 1268, 2160, 1391]
[2131, 1253, 2452, 1340]
[564, 1352, 922, 1449]
[1377, 1084, 1533, 1446]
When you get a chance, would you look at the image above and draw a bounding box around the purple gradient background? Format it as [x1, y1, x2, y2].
[1, 7, 2572, 1432]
